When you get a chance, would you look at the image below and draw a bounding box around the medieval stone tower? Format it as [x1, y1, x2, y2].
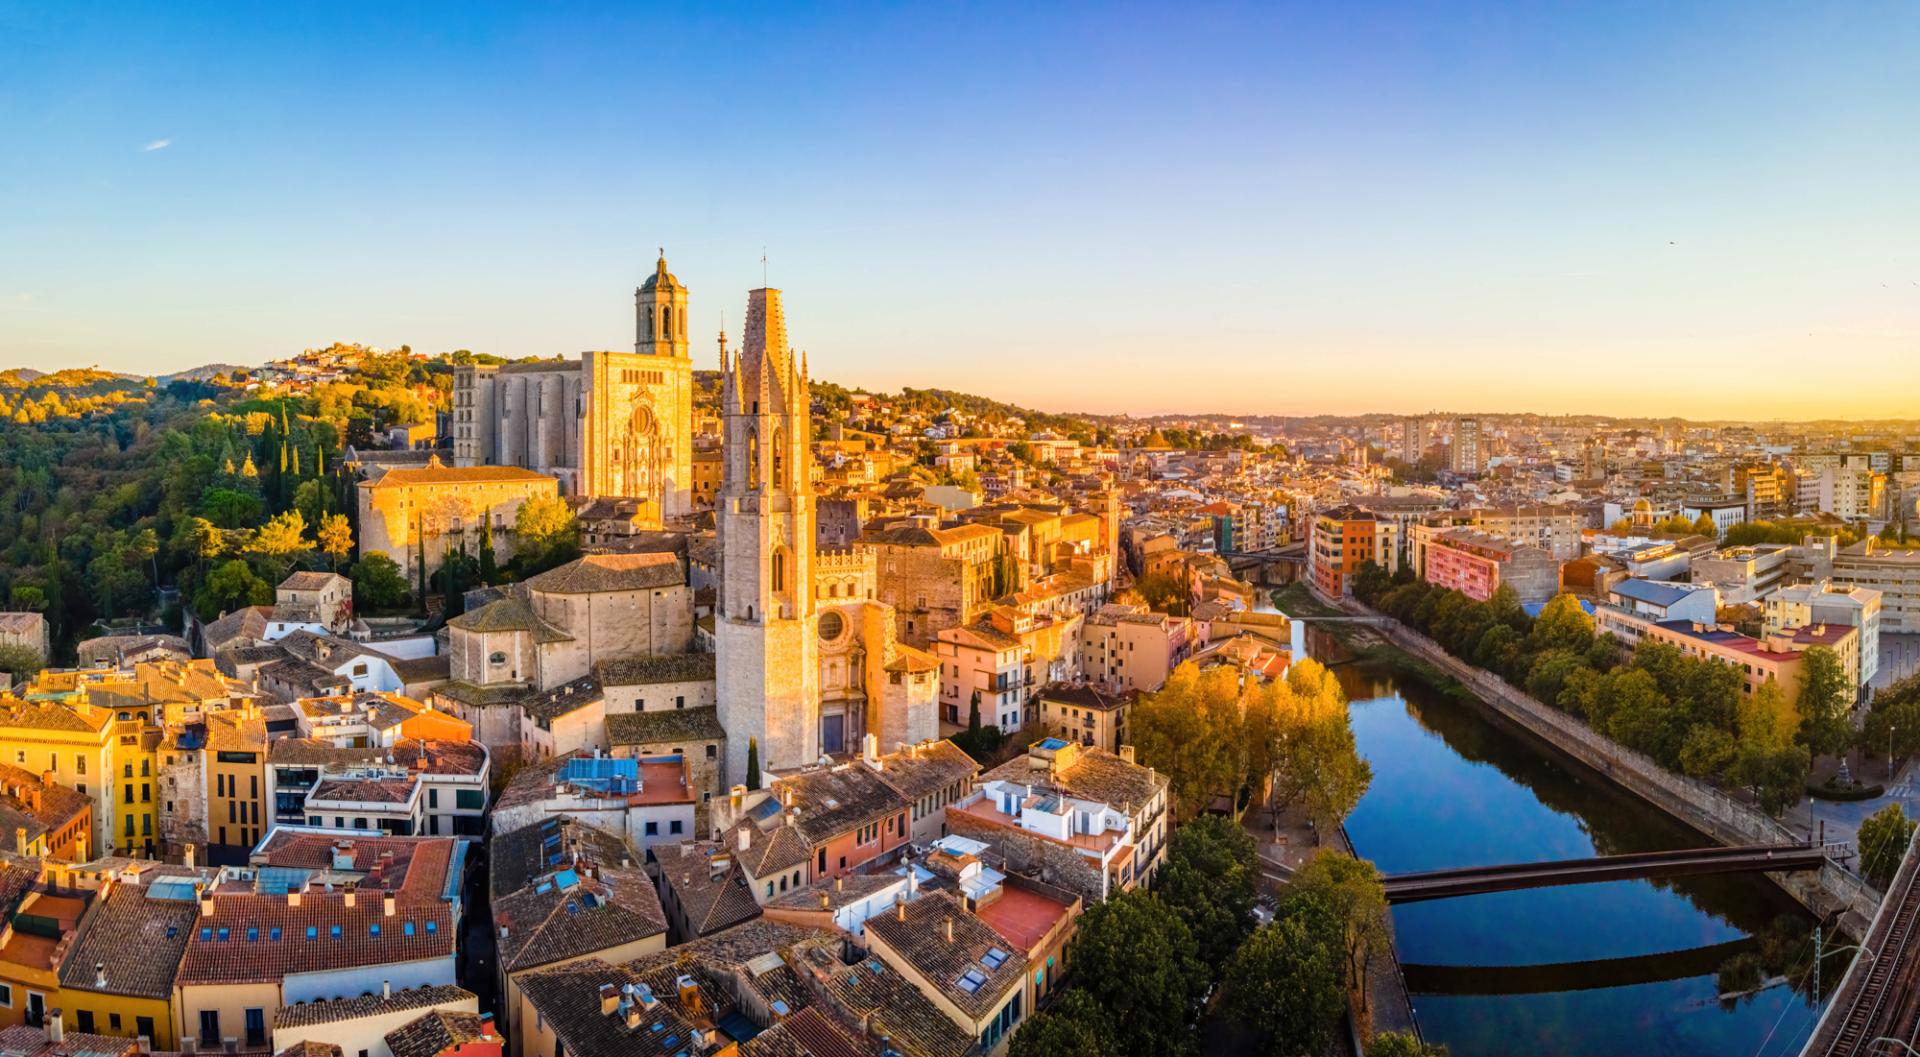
[715, 287, 821, 782]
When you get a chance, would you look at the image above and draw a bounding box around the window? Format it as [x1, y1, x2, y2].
[76, 1011, 94, 1034]
[706, 745, 717, 759]
[109, 1014, 121, 1031]
[245, 1008, 266, 1048]
[270, 927, 282, 941]
[644, 821, 659, 836]
[136, 1017, 154, 1040]
[669, 820, 683, 835]
[199, 1010, 220, 1046]
[75, 756, 85, 775]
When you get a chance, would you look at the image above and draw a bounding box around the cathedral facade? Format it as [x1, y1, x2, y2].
[451, 255, 695, 517]
[714, 287, 939, 783]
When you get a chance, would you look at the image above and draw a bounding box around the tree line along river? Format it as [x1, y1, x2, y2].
[1292, 621, 1843, 1057]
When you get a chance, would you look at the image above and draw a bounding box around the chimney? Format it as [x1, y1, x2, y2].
[13, 827, 25, 856]
[199, 889, 214, 916]
[343, 889, 356, 909]
[835, 876, 843, 893]
[382, 979, 391, 1000]
[944, 917, 954, 943]
[737, 827, 750, 853]
[478, 1015, 495, 1041]
[384, 893, 396, 917]
[287, 890, 301, 907]
[185, 843, 196, 869]
[94, 962, 106, 988]
[1118, 745, 1135, 764]
[599, 983, 619, 1016]
[896, 897, 906, 922]
[624, 1005, 641, 1030]
[46, 1009, 63, 1044]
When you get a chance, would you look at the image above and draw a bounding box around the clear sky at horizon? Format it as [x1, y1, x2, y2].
[2, 3, 1915, 420]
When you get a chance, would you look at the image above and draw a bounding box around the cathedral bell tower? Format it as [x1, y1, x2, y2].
[715, 286, 821, 783]
[635, 251, 689, 358]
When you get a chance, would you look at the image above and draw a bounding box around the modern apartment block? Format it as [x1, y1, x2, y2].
[1762, 581, 1882, 685]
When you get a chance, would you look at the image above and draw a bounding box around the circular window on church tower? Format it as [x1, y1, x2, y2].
[818, 611, 845, 643]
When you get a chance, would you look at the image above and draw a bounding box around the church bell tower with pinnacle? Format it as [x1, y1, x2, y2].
[715, 286, 822, 782]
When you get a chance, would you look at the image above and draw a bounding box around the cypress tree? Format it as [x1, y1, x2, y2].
[745, 738, 761, 791]
[478, 518, 497, 584]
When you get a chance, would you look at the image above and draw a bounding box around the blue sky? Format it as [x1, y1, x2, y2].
[1, 3, 1915, 418]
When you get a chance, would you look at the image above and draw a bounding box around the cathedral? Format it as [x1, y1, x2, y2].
[451, 254, 696, 518]
[714, 286, 940, 781]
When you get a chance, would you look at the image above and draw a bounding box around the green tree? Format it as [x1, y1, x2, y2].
[1526, 594, 1595, 654]
[1130, 663, 1243, 820]
[1864, 677, 1920, 768]
[1156, 814, 1258, 972]
[204, 558, 271, 614]
[1796, 647, 1854, 758]
[1068, 891, 1207, 1057]
[349, 553, 410, 610]
[513, 493, 581, 574]
[745, 737, 761, 790]
[1370, 1032, 1450, 1057]
[1859, 803, 1916, 887]
[1289, 850, 1392, 1024]
[1678, 725, 1737, 782]
[1224, 894, 1347, 1057]
[1005, 990, 1111, 1057]
[478, 517, 498, 583]
[0, 645, 45, 687]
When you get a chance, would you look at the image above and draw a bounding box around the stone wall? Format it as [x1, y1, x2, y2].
[1355, 608, 1883, 922]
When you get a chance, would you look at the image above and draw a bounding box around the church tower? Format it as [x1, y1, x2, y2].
[635, 252, 689, 358]
[715, 287, 821, 783]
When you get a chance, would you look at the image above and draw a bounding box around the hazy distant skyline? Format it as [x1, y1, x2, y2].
[2, 3, 1916, 420]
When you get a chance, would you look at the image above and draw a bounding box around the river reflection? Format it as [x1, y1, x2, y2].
[1301, 625, 1834, 1057]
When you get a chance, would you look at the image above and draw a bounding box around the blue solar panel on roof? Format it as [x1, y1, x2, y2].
[554, 868, 581, 889]
[1037, 737, 1069, 750]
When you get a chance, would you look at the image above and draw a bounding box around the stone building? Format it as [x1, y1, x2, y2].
[451, 255, 696, 517]
[355, 458, 558, 570]
[859, 521, 1006, 647]
[713, 287, 940, 782]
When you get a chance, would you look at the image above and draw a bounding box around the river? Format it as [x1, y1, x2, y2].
[1290, 622, 1838, 1057]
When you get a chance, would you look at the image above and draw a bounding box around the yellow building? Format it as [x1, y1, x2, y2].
[204, 707, 268, 860]
[56, 866, 201, 1049]
[0, 694, 114, 859]
[0, 881, 90, 1033]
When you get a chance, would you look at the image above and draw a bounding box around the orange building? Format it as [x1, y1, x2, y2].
[1309, 506, 1399, 597]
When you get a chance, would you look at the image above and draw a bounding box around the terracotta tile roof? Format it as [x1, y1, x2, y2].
[721, 819, 811, 879]
[593, 653, 716, 686]
[655, 843, 762, 937]
[738, 1007, 865, 1057]
[384, 1009, 488, 1057]
[252, 833, 457, 896]
[276, 984, 475, 1030]
[446, 597, 572, 642]
[515, 956, 737, 1057]
[801, 940, 970, 1057]
[605, 707, 725, 746]
[0, 1026, 138, 1057]
[521, 678, 605, 723]
[176, 892, 454, 985]
[58, 870, 200, 997]
[369, 465, 555, 489]
[0, 697, 106, 734]
[865, 892, 1024, 1020]
[490, 818, 634, 897]
[495, 866, 666, 974]
[523, 553, 685, 594]
[0, 763, 92, 843]
[774, 765, 909, 845]
[275, 1043, 343, 1057]
[869, 740, 978, 803]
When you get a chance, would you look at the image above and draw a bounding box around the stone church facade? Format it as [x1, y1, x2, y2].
[451, 254, 695, 519]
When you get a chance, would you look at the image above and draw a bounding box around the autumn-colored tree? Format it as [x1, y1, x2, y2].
[316, 514, 353, 572]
